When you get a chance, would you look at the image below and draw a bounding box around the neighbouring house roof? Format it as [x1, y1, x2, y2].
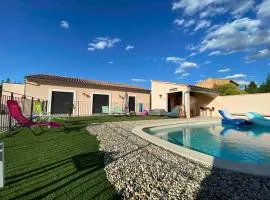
[196, 78, 239, 89]
[25, 74, 150, 93]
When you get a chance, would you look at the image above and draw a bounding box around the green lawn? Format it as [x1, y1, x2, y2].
[0, 115, 166, 200]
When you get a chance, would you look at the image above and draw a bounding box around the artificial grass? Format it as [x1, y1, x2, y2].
[0, 115, 166, 199]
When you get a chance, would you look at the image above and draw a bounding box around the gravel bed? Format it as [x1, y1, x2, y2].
[87, 120, 270, 200]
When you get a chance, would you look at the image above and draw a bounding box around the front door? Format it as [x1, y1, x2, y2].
[129, 96, 135, 112]
[51, 91, 74, 114]
[92, 94, 109, 114]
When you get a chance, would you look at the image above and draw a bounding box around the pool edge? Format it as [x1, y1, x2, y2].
[132, 120, 270, 177]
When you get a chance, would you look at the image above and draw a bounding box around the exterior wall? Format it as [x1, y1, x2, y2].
[207, 93, 270, 117]
[190, 92, 217, 117]
[196, 79, 236, 89]
[2, 83, 25, 98]
[25, 81, 150, 116]
[151, 80, 189, 111]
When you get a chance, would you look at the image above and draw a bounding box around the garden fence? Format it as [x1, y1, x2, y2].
[0, 89, 150, 133]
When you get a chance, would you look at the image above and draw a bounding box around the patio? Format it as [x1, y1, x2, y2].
[0, 115, 164, 199]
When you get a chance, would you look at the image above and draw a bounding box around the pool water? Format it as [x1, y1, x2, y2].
[146, 122, 270, 164]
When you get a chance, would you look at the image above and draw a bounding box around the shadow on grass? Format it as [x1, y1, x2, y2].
[5, 151, 119, 200]
[72, 151, 105, 170]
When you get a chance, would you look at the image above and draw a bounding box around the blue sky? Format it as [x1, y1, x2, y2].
[0, 0, 270, 89]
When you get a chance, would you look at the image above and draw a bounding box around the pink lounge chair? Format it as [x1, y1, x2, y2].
[7, 100, 61, 135]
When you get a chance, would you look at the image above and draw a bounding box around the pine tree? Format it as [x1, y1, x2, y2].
[245, 81, 258, 94]
[258, 73, 270, 93]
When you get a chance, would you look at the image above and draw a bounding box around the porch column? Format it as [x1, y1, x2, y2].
[184, 91, 191, 119]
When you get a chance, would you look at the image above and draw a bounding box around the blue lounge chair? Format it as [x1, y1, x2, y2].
[218, 110, 252, 126]
[167, 107, 179, 118]
[246, 112, 270, 127]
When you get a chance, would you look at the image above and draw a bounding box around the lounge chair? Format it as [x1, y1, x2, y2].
[246, 112, 270, 127]
[33, 100, 66, 122]
[113, 105, 127, 116]
[102, 106, 110, 115]
[166, 106, 180, 118]
[7, 100, 61, 135]
[218, 109, 252, 126]
[149, 109, 166, 116]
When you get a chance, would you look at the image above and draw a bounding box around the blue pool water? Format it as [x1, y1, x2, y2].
[146, 122, 270, 164]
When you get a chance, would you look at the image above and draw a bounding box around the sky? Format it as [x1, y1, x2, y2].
[0, 0, 270, 89]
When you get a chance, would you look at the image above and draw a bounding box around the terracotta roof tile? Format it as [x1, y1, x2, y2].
[25, 74, 150, 93]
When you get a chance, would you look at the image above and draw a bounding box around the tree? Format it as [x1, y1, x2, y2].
[5, 78, 10, 83]
[214, 83, 246, 96]
[258, 73, 270, 93]
[245, 81, 258, 94]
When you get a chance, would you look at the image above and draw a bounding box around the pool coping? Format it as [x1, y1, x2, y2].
[132, 119, 270, 177]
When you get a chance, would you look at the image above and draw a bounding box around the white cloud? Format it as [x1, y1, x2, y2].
[131, 78, 147, 82]
[209, 51, 221, 56]
[176, 73, 191, 79]
[60, 21, 69, 29]
[186, 44, 198, 51]
[257, 0, 270, 20]
[189, 52, 197, 57]
[200, 18, 270, 53]
[194, 20, 211, 31]
[204, 60, 211, 64]
[172, 0, 254, 17]
[184, 19, 195, 28]
[108, 61, 114, 64]
[166, 56, 185, 64]
[224, 73, 247, 79]
[246, 49, 270, 60]
[182, 72, 191, 76]
[172, 0, 216, 15]
[88, 37, 120, 51]
[175, 61, 198, 74]
[231, 0, 255, 18]
[181, 61, 198, 68]
[235, 80, 250, 86]
[125, 45, 134, 51]
[244, 60, 256, 64]
[200, 7, 228, 18]
[174, 19, 185, 26]
[218, 68, 231, 73]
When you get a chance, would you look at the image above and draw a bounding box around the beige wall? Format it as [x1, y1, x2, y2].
[25, 81, 150, 115]
[2, 83, 25, 98]
[207, 93, 270, 117]
[151, 80, 189, 111]
[190, 92, 216, 117]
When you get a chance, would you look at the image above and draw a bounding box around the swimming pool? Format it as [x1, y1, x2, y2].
[145, 122, 270, 164]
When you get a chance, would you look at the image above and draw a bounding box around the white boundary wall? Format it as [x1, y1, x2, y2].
[207, 93, 270, 117]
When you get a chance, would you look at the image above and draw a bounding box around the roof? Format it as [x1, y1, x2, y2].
[189, 85, 219, 94]
[196, 78, 239, 86]
[25, 74, 150, 93]
[151, 80, 219, 94]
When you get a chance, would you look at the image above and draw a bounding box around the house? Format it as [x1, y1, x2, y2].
[23, 74, 150, 115]
[1, 83, 25, 98]
[196, 78, 239, 89]
[151, 80, 219, 118]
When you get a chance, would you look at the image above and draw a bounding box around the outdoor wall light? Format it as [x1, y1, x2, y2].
[159, 94, 162, 98]
[83, 93, 91, 98]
